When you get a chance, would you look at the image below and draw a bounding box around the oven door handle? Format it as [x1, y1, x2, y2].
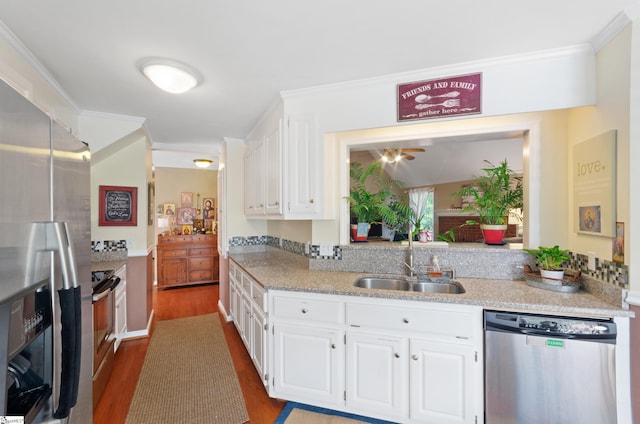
[92, 287, 112, 302]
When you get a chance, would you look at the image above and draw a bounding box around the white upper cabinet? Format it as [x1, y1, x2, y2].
[244, 103, 282, 218]
[283, 112, 321, 218]
[244, 101, 327, 220]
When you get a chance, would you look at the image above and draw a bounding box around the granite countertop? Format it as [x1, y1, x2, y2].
[91, 259, 127, 273]
[229, 248, 633, 318]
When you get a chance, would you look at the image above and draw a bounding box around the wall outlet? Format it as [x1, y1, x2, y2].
[94, 239, 104, 251]
[588, 251, 596, 271]
[319, 243, 333, 257]
[126, 239, 135, 249]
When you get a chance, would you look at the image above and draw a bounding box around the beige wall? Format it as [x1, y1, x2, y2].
[567, 26, 631, 264]
[154, 166, 217, 220]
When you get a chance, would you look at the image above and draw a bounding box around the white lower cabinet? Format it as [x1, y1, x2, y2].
[272, 323, 343, 405]
[345, 332, 407, 420]
[230, 261, 269, 386]
[114, 265, 127, 352]
[267, 289, 483, 424]
[410, 339, 477, 424]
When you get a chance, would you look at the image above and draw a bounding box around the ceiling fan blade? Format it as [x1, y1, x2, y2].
[402, 148, 425, 153]
[403, 153, 416, 160]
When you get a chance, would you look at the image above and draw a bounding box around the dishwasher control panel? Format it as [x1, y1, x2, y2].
[485, 311, 616, 338]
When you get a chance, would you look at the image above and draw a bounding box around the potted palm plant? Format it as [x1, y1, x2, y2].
[345, 161, 404, 241]
[453, 159, 523, 244]
[524, 245, 570, 280]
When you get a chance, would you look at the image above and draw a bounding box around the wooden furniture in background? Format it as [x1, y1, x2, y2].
[157, 234, 219, 288]
[438, 215, 517, 242]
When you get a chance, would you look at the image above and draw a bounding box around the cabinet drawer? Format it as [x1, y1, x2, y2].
[189, 270, 213, 282]
[346, 303, 474, 339]
[190, 247, 212, 256]
[273, 296, 342, 324]
[189, 257, 212, 270]
[251, 282, 266, 311]
[163, 249, 187, 258]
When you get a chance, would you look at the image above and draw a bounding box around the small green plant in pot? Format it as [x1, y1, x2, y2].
[345, 161, 404, 241]
[524, 245, 570, 280]
[453, 159, 523, 244]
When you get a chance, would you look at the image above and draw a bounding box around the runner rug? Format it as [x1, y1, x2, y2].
[125, 313, 249, 424]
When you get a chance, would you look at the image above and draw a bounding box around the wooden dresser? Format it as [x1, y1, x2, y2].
[157, 234, 219, 289]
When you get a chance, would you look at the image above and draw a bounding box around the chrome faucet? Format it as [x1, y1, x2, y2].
[405, 223, 415, 277]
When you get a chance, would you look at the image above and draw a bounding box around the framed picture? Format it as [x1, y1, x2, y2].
[181, 192, 193, 207]
[203, 197, 216, 219]
[181, 225, 192, 235]
[193, 219, 204, 233]
[176, 207, 196, 225]
[147, 182, 155, 226]
[163, 203, 176, 216]
[99, 185, 138, 226]
[613, 222, 624, 264]
[204, 219, 213, 232]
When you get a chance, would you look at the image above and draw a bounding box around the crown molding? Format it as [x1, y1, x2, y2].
[591, 11, 632, 52]
[281, 44, 593, 99]
[0, 19, 80, 113]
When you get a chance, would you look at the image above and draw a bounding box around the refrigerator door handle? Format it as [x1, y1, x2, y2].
[26, 221, 82, 418]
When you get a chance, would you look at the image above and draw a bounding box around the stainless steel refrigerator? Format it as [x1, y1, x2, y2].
[0, 78, 92, 423]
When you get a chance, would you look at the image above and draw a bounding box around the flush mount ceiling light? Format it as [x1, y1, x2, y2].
[140, 59, 200, 94]
[193, 159, 213, 168]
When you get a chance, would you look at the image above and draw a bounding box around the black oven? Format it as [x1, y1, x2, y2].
[91, 271, 120, 407]
[1, 282, 53, 424]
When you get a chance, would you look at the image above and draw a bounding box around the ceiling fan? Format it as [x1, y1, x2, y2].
[380, 147, 426, 162]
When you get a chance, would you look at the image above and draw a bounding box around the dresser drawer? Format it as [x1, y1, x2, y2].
[190, 247, 213, 256]
[346, 302, 474, 339]
[189, 270, 213, 282]
[163, 249, 187, 258]
[273, 295, 342, 324]
[189, 257, 212, 270]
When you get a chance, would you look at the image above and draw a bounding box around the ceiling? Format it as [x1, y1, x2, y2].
[0, 1, 638, 169]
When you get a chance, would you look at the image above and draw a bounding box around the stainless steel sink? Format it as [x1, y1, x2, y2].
[354, 277, 412, 291]
[413, 281, 465, 294]
[353, 277, 465, 294]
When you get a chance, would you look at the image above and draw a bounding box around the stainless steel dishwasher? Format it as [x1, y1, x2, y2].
[484, 310, 617, 424]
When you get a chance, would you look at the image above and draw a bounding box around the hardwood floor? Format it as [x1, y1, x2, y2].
[93, 283, 286, 424]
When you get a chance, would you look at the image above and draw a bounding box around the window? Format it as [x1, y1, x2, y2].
[409, 187, 434, 239]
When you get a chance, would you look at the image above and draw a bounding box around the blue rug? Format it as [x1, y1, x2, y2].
[274, 402, 397, 424]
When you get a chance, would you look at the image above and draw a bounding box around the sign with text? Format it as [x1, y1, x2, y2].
[397, 73, 481, 122]
[573, 130, 616, 237]
[99, 185, 138, 226]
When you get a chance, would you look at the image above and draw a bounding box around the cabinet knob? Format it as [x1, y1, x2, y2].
[331, 344, 336, 349]
[301, 308, 308, 314]
[412, 355, 419, 361]
[309, 198, 314, 204]
[403, 318, 409, 324]
[394, 353, 400, 358]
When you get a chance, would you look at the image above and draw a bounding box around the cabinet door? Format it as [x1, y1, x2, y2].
[410, 339, 477, 424]
[286, 113, 320, 217]
[241, 294, 252, 351]
[251, 307, 268, 385]
[272, 323, 342, 405]
[264, 119, 282, 215]
[346, 332, 407, 420]
[114, 285, 127, 351]
[229, 280, 239, 327]
[244, 140, 265, 216]
[160, 258, 188, 286]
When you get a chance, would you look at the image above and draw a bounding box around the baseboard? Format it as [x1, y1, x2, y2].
[122, 309, 154, 340]
[218, 300, 233, 322]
